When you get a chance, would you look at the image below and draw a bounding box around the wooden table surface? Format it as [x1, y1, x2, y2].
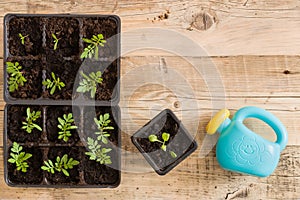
[1, 0, 300, 199]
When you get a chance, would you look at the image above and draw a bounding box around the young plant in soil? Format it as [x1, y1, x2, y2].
[18, 33, 29, 45]
[57, 113, 78, 142]
[76, 71, 103, 98]
[81, 33, 106, 60]
[41, 154, 79, 177]
[22, 107, 42, 133]
[85, 137, 112, 164]
[94, 113, 114, 144]
[149, 132, 177, 158]
[51, 33, 60, 50]
[85, 113, 114, 164]
[42, 72, 65, 95]
[8, 142, 32, 173]
[6, 62, 27, 92]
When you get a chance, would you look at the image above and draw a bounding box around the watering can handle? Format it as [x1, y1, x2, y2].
[233, 106, 288, 151]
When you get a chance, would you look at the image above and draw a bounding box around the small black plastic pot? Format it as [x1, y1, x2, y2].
[131, 109, 198, 175]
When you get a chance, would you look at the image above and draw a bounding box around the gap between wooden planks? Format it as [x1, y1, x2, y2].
[0, 0, 300, 56]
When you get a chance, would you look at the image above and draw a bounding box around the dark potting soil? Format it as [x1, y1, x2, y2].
[80, 60, 118, 101]
[7, 105, 43, 143]
[6, 59, 43, 99]
[45, 17, 80, 57]
[83, 152, 120, 185]
[45, 147, 82, 184]
[82, 18, 119, 58]
[7, 17, 43, 56]
[83, 106, 119, 145]
[43, 55, 82, 100]
[7, 147, 44, 185]
[135, 113, 196, 172]
[45, 106, 80, 144]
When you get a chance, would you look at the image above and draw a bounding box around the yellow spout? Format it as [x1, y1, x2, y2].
[206, 109, 230, 135]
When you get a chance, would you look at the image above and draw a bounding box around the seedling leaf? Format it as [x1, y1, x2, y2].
[162, 132, 170, 142]
[22, 107, 42, 133]
[76, 71, 103, 98]
[43, 72, 65, 95]
[41, 154, 79, 177]
[8, 142, 32, 173]
[81, 33, 106, 60]
[170, 151, 177, 158]
[6, 62, 27, 92]
[148, 132, 176, 158]
[57, 113, 77, 142]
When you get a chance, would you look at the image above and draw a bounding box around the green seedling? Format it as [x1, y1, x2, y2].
[22, 107, 42, 133]
[76, 71, 103, 98]
[81, 33, 106, 60]
[85, 113, 115, 164]
[18, 33, 29, 45]
[57, 113, 78, 142]
[52, 33, 60, 50]
[94, 113, 114, 144]
[41, 154, 79, 177]
[85, 137, 112, 165]
[8, 142, 32, 173]
[148, 132, 177, 158]
[42, 72, 65, 95]
[6, 62, 27, 92]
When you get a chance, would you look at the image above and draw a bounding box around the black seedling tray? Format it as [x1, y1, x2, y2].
[131, 109, 198, 175]
[4, 104, 121, 188]
[3, 14, 120, 106]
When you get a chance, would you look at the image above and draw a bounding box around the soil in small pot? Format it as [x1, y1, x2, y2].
[45, 106, 81, 144]
[7, 16, 43, 56]
[134, 112, 196, 173]
[43, 54, 82, 100]
[6, 59, 43, 99]
[82, 17, 119, 58]
[80, 60, 118, 101]
[45, 17, 80, 57]
[83, 106, 119, 145]
[83, 150, 120, 185]
[7, 105, 43, 143]
[7, 147, 44, 185]
[45, 147, 83, 184]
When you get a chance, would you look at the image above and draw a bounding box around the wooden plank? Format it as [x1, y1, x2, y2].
[0, 146, 299, 199]
[120, 97, 300, 146]
[0, 0, 300, 56]
[120, 55, 300, 98]
[1, 55, 300, 109]
[1, 98, 300, 148]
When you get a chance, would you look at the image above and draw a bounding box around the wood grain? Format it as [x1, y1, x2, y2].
[1, 55, 300, 106]
[0, 0, 300, 56]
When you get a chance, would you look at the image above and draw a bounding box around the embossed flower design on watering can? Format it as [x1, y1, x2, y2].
[226, 135, 272, 166]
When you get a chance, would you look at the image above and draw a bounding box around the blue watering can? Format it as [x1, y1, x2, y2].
[206, 106, 288, 177]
